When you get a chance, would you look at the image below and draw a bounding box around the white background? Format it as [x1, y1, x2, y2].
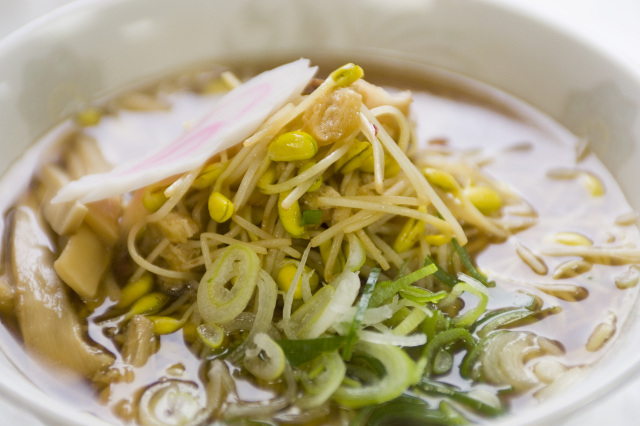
[1, 0, 639, 424]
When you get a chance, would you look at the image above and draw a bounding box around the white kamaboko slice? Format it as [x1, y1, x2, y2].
[479, 331, 564, 392]
[53, 59, 317, 204]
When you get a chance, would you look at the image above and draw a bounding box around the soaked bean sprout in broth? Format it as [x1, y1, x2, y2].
[0, 59, 638, 425]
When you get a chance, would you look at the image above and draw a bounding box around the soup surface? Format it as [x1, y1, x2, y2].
[0, 59, 638, 425]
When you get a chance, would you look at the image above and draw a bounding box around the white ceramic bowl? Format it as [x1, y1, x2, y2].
[1, 0, 640, 424]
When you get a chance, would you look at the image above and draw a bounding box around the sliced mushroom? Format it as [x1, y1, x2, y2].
[0, 275, 14, 317]
[10, 205, 113, 377]
[122, 315, 157, 368]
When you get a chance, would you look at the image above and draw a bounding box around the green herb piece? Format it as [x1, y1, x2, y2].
[333, 342, 416, 408]
[301, 209, 323, 226]
[277, 336, 345, 367]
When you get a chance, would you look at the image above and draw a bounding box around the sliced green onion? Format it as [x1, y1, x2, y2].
[350, 394, 465, 426]
[439, 277, 489, 328]
[296, 351, 346, 409]
[452, 238, 495, 287]
[386, 306, 411, 328]
[424, 255, 458, 288]
[459, 332, 499, 380]
[358, 329, 427, 347]
[244, 332, 286, 381]
[433, 349, 454, 375]
[460, 342, 483, 380]
[197, 323, 225, 349]
[289, 284, 335, 338]
[197, 244, 259, 325]
[438, 400, 470, 425]
[476, 306, 562, 338]
[344, 233, 367, 272]
[369, 264, 437, 308]
[418, 379, 505, 417]
[301, 209, 323, 226]
[469, 307, 523, 334]
[418, 328, 476, 378]
[333, 342, 416, 408]
[392, 306, 427, 336]
[289, 271, 360, 339]
[342, 267, 381, 360]
[345, 353, 385, 383]
[422, 309, 446, 342]
[400, 286, 448, 304]
[226, 269, 279, 364]
[277, 336, 346, 367]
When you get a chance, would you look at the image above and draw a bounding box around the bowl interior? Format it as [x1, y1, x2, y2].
[1, 0, 639, 424]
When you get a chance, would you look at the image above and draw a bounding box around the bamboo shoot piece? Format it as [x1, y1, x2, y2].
[54, 225, 110, 300]
[84, 197, 122, 246]
[64, 134, 112, 180]
[10, 206, 113, 377]
[41, 164, 88, 235]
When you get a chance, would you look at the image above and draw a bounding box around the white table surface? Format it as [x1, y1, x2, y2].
[1, 0, 639, 424]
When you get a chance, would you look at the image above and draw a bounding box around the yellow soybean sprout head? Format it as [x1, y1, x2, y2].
[330, 63, 364, 87]
[208, 191, 234, 223]
[268, 131, 318, 162]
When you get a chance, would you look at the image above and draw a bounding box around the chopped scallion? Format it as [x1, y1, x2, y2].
[400, 286, 447, 304]
[350, 394, 468, 426]
[424, 255, 458, 288]
[452, 238, 495, 287]
[439, 281, 489, 328]
[369, 264, 437, 308]
[418, 328, 476, 378]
